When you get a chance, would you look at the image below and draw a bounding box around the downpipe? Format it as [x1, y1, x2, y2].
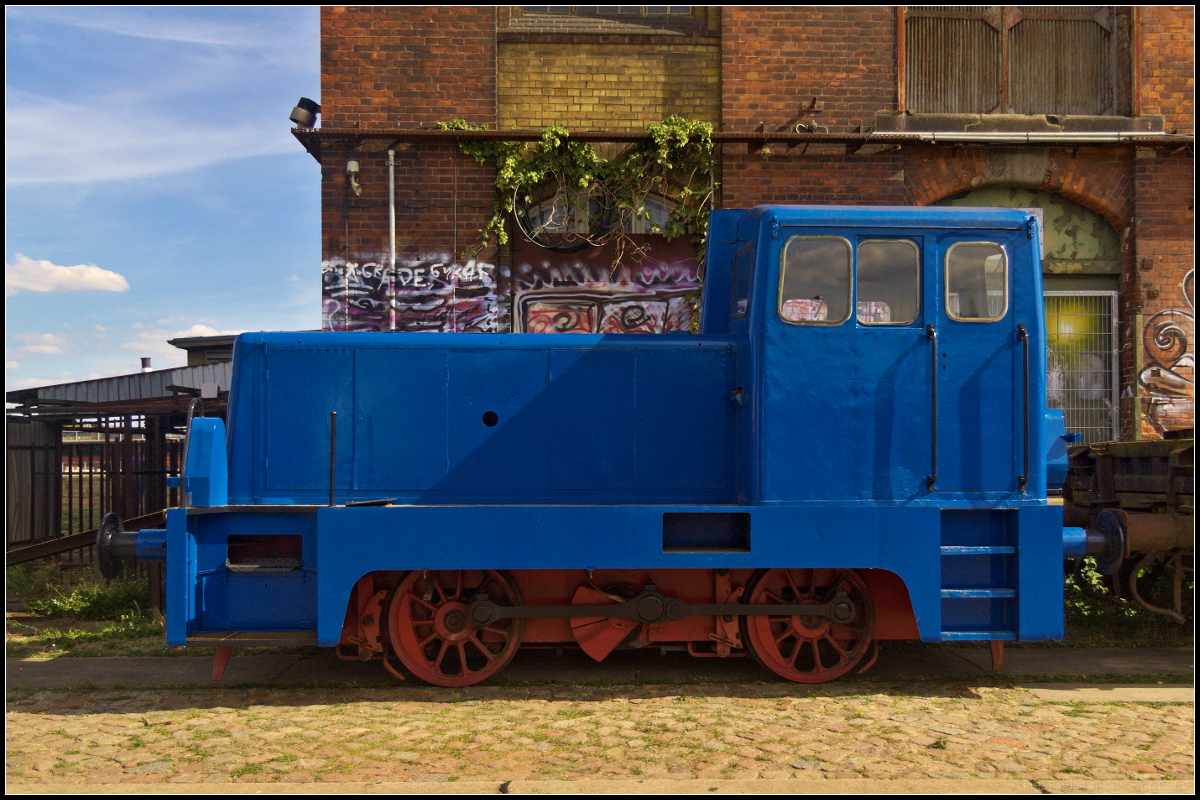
[388, 148, 397, 332]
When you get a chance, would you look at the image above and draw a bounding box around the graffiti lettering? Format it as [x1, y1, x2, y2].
[1139, 269, 1195, 434]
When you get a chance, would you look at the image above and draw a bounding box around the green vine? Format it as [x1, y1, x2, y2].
[438, 116, 717, 262]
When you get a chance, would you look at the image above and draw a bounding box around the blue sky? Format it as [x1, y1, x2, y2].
[5, 7, 321, 392]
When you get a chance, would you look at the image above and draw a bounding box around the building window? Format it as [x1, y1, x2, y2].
[903, 6, 1128, 115]
[1045, 291, 1119, 444]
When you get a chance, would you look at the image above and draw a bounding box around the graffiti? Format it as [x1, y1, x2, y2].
[322, 255, 502, 333]
[1140, 269, 1195, 434]
[321, 236, 701, 335]
[512, 235, 700, 334]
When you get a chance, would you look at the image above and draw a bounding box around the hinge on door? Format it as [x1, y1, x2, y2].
[1026, 217, 1037, 240]
[770, 217, 780, 240]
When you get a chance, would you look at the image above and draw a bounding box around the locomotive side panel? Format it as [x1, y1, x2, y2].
[228, 336, 735, 505]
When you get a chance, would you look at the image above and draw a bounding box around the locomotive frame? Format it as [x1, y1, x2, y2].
[104, 205, 1087, 685]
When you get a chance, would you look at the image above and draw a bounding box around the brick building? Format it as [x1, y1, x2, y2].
[298, 6, 1194, 441]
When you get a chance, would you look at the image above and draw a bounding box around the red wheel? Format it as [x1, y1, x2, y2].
[385, 570, 524, 687]
[741, 568, 875, 684]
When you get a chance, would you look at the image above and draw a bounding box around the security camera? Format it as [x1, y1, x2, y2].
[289, 97, 320, 127]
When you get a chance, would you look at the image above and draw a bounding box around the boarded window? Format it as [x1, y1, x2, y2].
[904, 7, 1126, 115]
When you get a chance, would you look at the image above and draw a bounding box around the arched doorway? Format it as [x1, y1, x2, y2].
[936, 188, 1121, 443]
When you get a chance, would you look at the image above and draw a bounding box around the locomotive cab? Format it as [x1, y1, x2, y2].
[711, 205, 1048, 504]
[112, 205, 1082, 686]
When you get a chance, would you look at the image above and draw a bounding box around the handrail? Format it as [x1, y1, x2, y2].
[927, 324, 938, 491]
[179, 397, 205, 509]
[329, 411, 338, 507]
[1018, 324, 1030, 492]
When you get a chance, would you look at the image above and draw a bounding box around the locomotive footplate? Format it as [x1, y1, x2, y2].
[467, 582, 856, 626]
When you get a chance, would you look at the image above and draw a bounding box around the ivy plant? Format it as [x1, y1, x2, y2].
[438, 116, 717, 262]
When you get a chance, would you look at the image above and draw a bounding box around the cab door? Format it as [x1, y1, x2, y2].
[760, 230, 931, 502]
[931, 234, 1022, 493]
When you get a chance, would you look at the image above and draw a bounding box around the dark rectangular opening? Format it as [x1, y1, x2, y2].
[227, 534, 302, 570]
[663, 512, 750, 552]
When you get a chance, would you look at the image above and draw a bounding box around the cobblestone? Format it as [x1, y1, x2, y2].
[5, 683, 1193, 786]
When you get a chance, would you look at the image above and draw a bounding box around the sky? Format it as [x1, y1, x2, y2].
[5, 7, 322, 393]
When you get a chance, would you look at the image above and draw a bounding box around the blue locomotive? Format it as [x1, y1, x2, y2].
[102, 205, 1088, 685]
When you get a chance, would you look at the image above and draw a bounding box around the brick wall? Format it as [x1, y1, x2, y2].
[721, 149, 905, 208]
[1139, 6, 1195, 133]
[721, 7, 896, 134]
[319, 7, 501, 332]
[1130, 149, 1195, 435]
[498, 43, 720, 130]
[321, 6, 496, 127]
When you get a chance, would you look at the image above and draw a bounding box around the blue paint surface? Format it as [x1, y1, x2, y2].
[150, 206, 1076, 649]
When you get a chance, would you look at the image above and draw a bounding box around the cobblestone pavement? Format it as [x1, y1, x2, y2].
[6, 682, 1193, 787]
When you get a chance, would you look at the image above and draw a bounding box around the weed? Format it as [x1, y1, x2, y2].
[559, 708, 594, 719]
[230, 763, 263, 778]
[273, 753, 298, 763]
[6, 612, 164, 659]
[26, 579, 150, 621]
[446, 776, 459, 782]
[63, 749, 81, 755]
[930, 739, 948, 749]
[127, 735, 145, 748]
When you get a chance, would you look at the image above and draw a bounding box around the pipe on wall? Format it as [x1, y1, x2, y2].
[388, 148, 397, 332]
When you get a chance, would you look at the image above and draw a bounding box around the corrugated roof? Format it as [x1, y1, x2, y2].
[6, 362, 233, 405]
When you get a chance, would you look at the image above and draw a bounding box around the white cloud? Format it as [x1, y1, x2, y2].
[6, 7, 317, 68]
[7, 332, 71, 356]
[5, 91, 299, 186]
[6, 253, 130, 295]
[5, 361, 19, 370]
[120, 324, 245, 355]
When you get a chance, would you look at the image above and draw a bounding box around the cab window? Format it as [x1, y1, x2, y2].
[778, 236, 852, 325]
[945, 242, 1007, 321]
[857, 240, 919, 325]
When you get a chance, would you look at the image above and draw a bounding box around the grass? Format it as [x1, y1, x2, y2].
[1059, 558, 1194, 648]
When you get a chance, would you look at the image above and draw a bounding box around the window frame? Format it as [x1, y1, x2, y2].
[943, 241, 1009, 323]
[856, 238, 921, 327]
[776, 235, 853, 327]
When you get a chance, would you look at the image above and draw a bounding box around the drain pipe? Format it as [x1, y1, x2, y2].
[387, 148, 397, 332]
[871, 130, 1190, 145]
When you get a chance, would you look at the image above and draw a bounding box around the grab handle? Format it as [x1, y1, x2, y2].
[1018, 324, 1029, 492]
[926, 324, 938, 491]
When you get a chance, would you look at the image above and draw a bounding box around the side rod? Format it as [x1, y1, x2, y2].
[468, 588, 856, 627]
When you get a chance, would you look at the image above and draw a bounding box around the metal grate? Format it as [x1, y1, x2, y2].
[1045, 291, 1119, 444]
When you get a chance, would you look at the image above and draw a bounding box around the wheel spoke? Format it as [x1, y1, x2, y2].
[812, 638, 832, 675]
[432, 638, 451, 669]
[482, 625, 512, 639]
[821, 631, 850, 658]
[469, 633, 498, 665]
[407, 594, 439, 615]
[783, 570, 803, 602]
